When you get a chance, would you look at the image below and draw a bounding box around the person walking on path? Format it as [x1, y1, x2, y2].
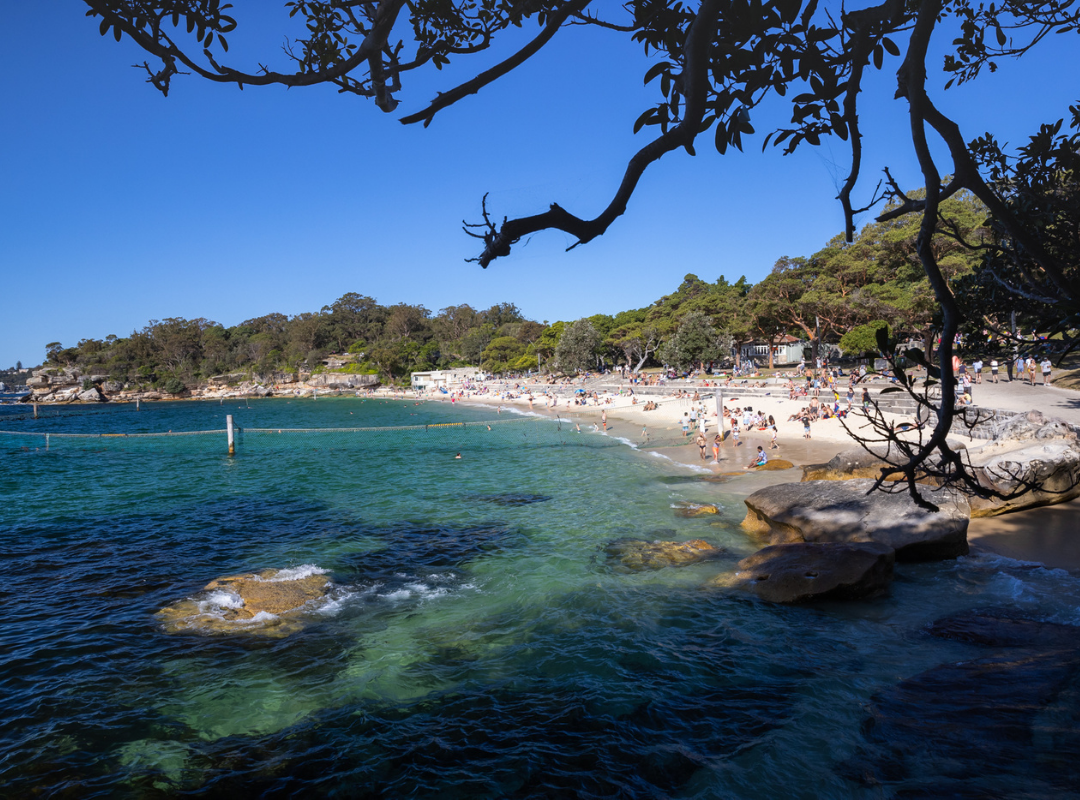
[1041, 357, 1053, 386]
[973, 359, 983, 384]
[990, 359, 999, 383]
[1028, 357, 1037, 386]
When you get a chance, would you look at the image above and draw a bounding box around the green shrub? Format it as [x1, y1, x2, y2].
[163, 377, 186, 395]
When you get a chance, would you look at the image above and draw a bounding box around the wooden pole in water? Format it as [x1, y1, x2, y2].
[227, 414, 235, 456]
[33, 403, 38, 419]
[136, 398, 140, 411]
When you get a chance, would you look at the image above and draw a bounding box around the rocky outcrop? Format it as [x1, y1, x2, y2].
[77, 387, 105, 402]
[307, 373, 380, 389]
[156, 568, 332, 637]
[605, 538, 725, 571]
[800, 441, 965, 483]
[718, 541, 894, 603]
[985, 408, 1077, 441]
[742, 479, 970, 561]
[967, 438, 1080, 516]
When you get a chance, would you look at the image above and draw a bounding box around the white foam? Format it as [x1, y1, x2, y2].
[647, 450, 713, 473]
[245, 611, 279, 623]
[262, 564, 328, 582]
[405, 582, 448, 600]
[381, 589, 412, 601]
[315, 590, 358, 616]
[201, 590, 244, 611]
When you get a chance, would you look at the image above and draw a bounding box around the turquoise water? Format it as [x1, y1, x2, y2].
[2, 398, 1080, 797]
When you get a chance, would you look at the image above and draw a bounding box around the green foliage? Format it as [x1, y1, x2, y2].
[554, 319, 601, 374]
[839, 321, 891, 357]
[481, 336, 527, 374]
[81, 378, 95, 391]
[162, 377, 185, 395]
[658, 311, 723, 371]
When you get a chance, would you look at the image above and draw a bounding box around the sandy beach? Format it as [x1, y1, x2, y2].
[416, 378, 1080, 572]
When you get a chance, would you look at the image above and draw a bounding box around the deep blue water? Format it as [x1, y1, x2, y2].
[2, 398, 1080, 798]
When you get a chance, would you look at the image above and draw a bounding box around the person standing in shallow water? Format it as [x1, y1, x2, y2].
[601, 409, 607, 431]
[696, 431, 708, 460]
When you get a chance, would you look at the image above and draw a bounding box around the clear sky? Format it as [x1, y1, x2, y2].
[2, 4, 1078, 369]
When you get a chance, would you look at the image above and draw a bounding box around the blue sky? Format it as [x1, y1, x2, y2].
[2, 4, 1078, 369]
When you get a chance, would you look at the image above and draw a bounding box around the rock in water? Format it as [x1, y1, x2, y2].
[927, 608, 1080, 650]
[853, 609, 1080, 794]
[156, 567, 332, 637]
[747, 458, 795, 471]
[718, 541, 894, 603]
[742, 479, 969, 562]
[471, 493, 552, 506]
[604, 538, 724, 571]
[672, 502, 720, 518]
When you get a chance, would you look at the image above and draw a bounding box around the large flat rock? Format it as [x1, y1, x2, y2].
[742, 479, 970, 561]
[722, 541, 894, 603]
[967, 438, 1080, 516]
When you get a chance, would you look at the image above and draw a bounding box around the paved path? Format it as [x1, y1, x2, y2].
[969, 378, 1080, 425]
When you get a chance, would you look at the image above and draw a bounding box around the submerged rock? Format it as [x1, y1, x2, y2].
[156, 567, 332, 637]
[604, 538, 725, 572]
[927, 607, 1080, 650]
[718, 541, 894, 603]
[742, 480, 969, 562]
[853, 609, 1080, 794]
[672, 502, 720, 518]
[471, 493, 552, 506]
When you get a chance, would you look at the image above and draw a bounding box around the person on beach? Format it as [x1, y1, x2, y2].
[746, 446, 768, 469]
[802, 413, 812, 439]
[696, 432, 708, 460]
[601, 409, 607, 431]
[732, 425, 741, 447]
[681, 413, 690, 437]
[1041, 357, 1053, 386]
[769, 418, 778, 449]
[712, 433, 721, 462]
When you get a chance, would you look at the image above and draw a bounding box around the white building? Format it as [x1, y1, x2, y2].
[410, 367, 485, 391]
[739, 336, 808, 365]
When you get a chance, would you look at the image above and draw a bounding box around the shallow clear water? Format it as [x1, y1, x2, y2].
[2, 398, 1080, 797]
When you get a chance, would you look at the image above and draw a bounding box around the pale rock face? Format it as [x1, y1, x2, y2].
[967, 438, 1080, 516]
[742, 479, 970, 562]
[77, 387, 106, 402]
